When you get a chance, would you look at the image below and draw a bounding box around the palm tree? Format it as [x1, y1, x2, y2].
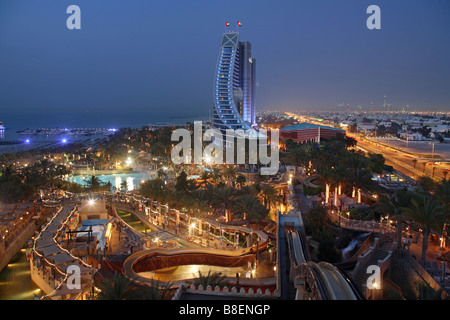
[211, 187, 238, 222]
[320, 164, 335, 205]
[191, 271, 229, 288]
[304, 205, 329, 238]
[198, 171, 211, 188]
[85, 175, 102, 191]
[175, 170, 190, 192]
[235, 174, 246, 189]
[140, 178, 167, 203]
[224, 165, 237, 184]
[401, 196, 446, 263]
[232, 195, 269, 225]
[120, 180, 128, 192]
[186, 189, 211, 218]
[210, 167, 223, 184]
[281, 143, 306, 174]
[434, 178, 450, 211]
[258, 185, 281, 211]
[376, 193, 404, 245]
[346, 167, 375, 203]
[238, 184, 258, 198]
[33, 158, 55, 188]
[95, 273, 138, 300]
[342, 151, 377, 202]
[104, 181, 113, 192]
[138, 278, 173, 300]
[36, 158, 54, 174]
[330, 164, 347, 198]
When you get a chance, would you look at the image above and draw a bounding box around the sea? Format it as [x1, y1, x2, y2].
[0, 112, 208, 154]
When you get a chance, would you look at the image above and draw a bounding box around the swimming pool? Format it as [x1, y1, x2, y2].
[68, 172, 155, 191]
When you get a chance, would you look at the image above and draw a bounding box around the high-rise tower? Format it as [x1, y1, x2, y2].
[212, 30, 256, 133]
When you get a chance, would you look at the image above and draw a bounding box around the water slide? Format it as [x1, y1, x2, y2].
[287, 229, 307, 265]
[312, 262, 359, 300]
[286, 229, 362, 300]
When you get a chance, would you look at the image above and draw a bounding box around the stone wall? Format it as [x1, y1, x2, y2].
[172, 283, 277, 300]
[0, 221, 37, 272]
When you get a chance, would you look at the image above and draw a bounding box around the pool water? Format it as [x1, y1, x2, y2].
[116, 210, 149, 234]
[138, 264, 251, 282]
[0, 248, 41, 300]
[68, 172, 154, 192]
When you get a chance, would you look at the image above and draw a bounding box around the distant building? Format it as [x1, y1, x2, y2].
[431, 124, 450, 133]
[279, 122, 345, 143]
[400, 132, 426, 140]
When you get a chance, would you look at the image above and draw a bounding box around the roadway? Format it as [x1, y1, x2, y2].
[286, 112, 448, 181]
[348, 132, 448, 181]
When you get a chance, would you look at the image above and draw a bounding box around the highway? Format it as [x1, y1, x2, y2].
[285, 112, 449, 181]
[348, 132, 448, 181]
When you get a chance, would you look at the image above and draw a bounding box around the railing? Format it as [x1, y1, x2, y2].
[32, 203, 94, 300]
[1, 204, 38, 248]
[329, 210, 396, 235]
[111, 196, 269, 254]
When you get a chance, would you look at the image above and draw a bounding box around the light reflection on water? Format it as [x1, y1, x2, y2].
[138, 265, 250, 282]
[116, 210, 147, 233]
[69, 172, 154, 192]
[0, 248, 40, 300]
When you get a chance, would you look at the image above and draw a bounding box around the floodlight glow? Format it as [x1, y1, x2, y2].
[88, 199, 95, 206]
[62, 138, 67, 144]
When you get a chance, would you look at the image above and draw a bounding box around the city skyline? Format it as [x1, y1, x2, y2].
[0, 0, 449, 122]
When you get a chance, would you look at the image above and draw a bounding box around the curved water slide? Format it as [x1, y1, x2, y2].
[286, 229, 307, 265]
[311, 262, 359, 300]
[286, 229, 362, 300]
[123, 196, 270, 255]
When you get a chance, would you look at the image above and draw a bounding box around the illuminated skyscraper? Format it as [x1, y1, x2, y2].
[212, 31, 256, 133]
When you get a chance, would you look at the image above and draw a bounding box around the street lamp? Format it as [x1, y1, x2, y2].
[431, 142, 435, 177]
[380, 216, 383, 234]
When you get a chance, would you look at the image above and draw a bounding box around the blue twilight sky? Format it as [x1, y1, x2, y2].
[0, 0, 449, 123]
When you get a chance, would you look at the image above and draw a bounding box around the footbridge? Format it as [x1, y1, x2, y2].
[280, 213, 363, 300]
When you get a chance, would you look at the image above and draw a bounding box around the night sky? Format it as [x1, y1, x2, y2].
[0, 0, 449, 121]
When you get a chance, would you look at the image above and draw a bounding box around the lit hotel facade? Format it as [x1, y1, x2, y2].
[212, 32, 256, 133]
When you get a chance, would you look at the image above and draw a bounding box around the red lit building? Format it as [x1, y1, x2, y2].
[280, 122, 345, 143]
